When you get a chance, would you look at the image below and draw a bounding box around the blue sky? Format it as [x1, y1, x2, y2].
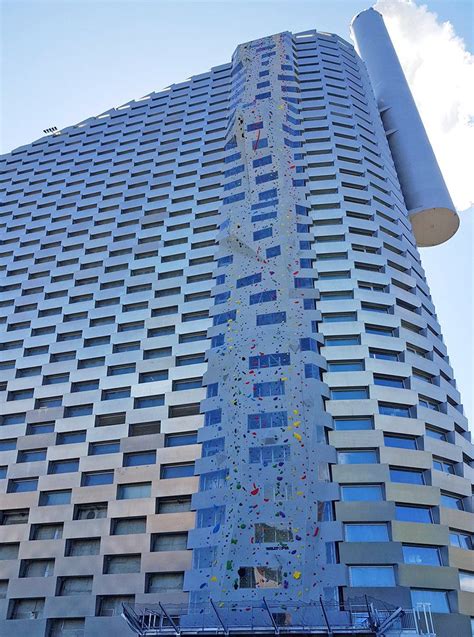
[1, 0, 472, 423]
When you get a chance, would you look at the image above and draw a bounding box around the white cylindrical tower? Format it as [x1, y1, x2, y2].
[351, 8, 459, 247]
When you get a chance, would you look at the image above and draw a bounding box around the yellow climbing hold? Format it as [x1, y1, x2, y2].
[210, 576, 218, 582]
[293, 432, 302, 442]
[293, 571, 302, 580]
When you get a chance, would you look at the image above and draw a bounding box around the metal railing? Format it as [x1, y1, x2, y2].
[121, 596, 436, 636]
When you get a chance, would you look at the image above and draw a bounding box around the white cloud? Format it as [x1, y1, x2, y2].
[370, 0, 474, 212]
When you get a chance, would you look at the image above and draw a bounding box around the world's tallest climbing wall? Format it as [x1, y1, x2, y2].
[0, 11, 473, 637]
[185, 32, 340, 606]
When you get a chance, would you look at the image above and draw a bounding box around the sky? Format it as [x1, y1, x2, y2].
[1, 0, 473, 423]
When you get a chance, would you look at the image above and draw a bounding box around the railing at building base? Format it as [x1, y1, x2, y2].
[121, 597, 436, 636]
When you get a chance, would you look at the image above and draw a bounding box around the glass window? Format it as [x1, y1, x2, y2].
[369, 348, 399, 361]
[384, 435, 417, 450]
[129, 421, 161, 436]
[57, 431, 86, 445]
[327, 361, 364, 372]
[449, 530, 473, 550]
[31, 523, 62, 540]
[395, 505, 432, 523]
[390, 468, 424, 485]
[161, 463, 195, 479]
[426, 427, 447, 441]
[74, 503, 107, 520]
[440, 493, 464, 510]
[0, 543, 19, 559]
[379, 403, 412, 417]
[164, 432, 197, 447]
[8, 478, 38, 493]
[97, 595, 134, 617]
[459, 571, 474, 593]
[104, 554, 140, 574]
[39, 490, 71, 506]
[58, 576, 93, 596]
[146, 572, 184, 593]
[340, 485, 383, 501]
[157, 496, 192, 514]
[338, 450, 377, 464]
[10, 598, 44, 619]
[27, 421, 55, 435]
[1, 510, 29, 526]
[254, 523, 293, 543]
[17, 448, 46, 462]
[134, 395, 164, 408]
[123, 451, 156, 467]
[82, 471, 114, 486]
[238, 566, 282, 589]
[49, 459, 79, 474]
[345, 524, 389, 542]
[333, 417, 373, 431]
[20, 558, 54, 577]
[151, 533, 188, 551]
[117, 482, 151, 500]
[374, 375, 405, 388]
[112, 517, 146, 535]
[89, 441, 120, 455]
[410, 590, 450, 613]
[66, 538, 100, 556]
[349, 566, 395, 587]
[403, 545, 441, 566]
[330, 388, 368, 400]
[433, 458, 456, 474]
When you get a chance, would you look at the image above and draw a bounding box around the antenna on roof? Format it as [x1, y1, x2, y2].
[43, 126, 58, 134]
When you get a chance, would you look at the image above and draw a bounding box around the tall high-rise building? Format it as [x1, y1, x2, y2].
[0, 8, 472, 637]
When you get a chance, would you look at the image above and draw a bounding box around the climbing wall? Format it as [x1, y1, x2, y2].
[185, 32, 342, 611]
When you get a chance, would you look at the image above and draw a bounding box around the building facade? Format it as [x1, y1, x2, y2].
[0, 8, 472, 637]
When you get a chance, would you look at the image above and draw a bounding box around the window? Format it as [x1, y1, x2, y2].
[49, 459, 79, 474]
[102, 387, 130, 401]
[338, 450, 377, 464]
[254, 523, 293, 543]
[129, 421, 161, 437]
[20, 558, 54, 577]
[369, 348, 399, 361]
[39, 490, 71, 506]
[9, 598, 44, 619]
[410, 590, 450, 613]
[97, 595, 135, 617]
[1, 509, 29, 526]
[108, 363, 136, 376]
[0, 543, 19, 560]
[95, 412, 125, 427]
[57, 430, 86, 445]
[8, 478, 38, 493]
[349, 566, 395, 587]
[176, 353, 205, 366]
[247, 411, 287, 430]
[164, 432, 197, 447]
[18, 448, 46, 462]
[104, 554, 140, 574]
[27, 421, 54, 435]
[72, 380, 99, 392]
[64, 404, 93, 417]
[249, 445, 290, 465]
[151, 533, 188, 551]
[345, 524, 389, 542]
[330, 388, 368, 400]
[134, 395, 164, 408]
[48, 618, 85, 636]
[384, 435, 417, 450]
[31, 523, 63, 540]
[161, 463, 195, 479]
[253, 380, 285, 398]
[238, 566, 282, 589]
[172, 377, 201, 391]
[89, 440, 120, 455]
[402, 545, 441, 566]
[117, 482, 151, 500]
[144, 346, 172, 359]
[333, 417, 373, 431]
[433, 457, 456, 474]
[449, 530, 473, 550]
[256, 311, 286, 326]
[440, 492, 464, 510]
[395, 505, 432, 523]
[112, 517, 146, 535]
[66, 538, 100, 556]
[325, 335, 360, 346]
[426, 427, 447, 441]
[82, 471, 114, 486]
[169, 403, 200, 418]
[157, 496, 192, 514]
[123, 451, 156, 467]
[327, 361, 364, 372]
[340, 485, 383, 502]
[379, 403, 412, 418]
[459, 571, 474, 593]
[58, 576, 93, 596]
[140, 370, 168, 383]
[249, 353, 290, 369]
[374, 375, 405, 388]
[146, 572, 184, 593]
[390, 468, 424, 485]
